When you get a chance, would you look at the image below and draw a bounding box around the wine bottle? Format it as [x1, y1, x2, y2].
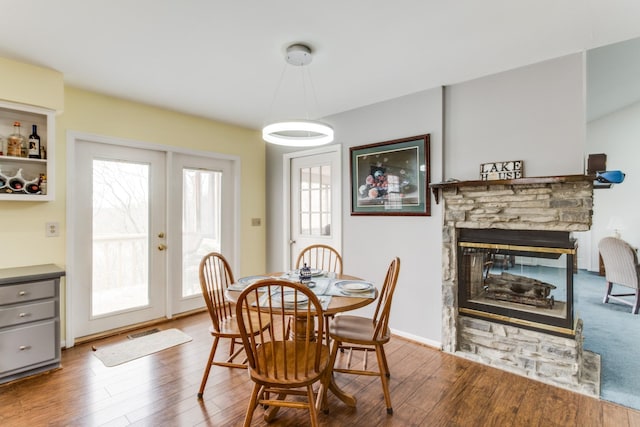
[28, 124, 41, 159]
[6, 121, 25, 157]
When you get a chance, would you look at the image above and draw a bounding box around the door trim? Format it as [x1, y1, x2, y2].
[282, 144, 342, 272]
[65, 130, 241, 347]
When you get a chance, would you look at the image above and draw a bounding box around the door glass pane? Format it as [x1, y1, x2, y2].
[92, 160, 150, 316]
[298, 165, 332, 236]
[182, 168, 222, 298]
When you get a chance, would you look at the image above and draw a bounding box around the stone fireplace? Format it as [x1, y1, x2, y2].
[432, 175, 600, 396]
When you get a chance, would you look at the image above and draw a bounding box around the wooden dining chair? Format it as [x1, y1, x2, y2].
[296, 244, 343, 345]
[295, 244, 343, 275]
[235, 279, 332, 427]
[197, 252, 271, 399]
[328, 257, 400, 414]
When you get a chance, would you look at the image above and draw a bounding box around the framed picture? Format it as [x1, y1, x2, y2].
[350, 134, 430, 216]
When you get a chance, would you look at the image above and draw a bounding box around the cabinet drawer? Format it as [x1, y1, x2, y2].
[0, 280, 55, 305]
[0, 300, 55, 327]
[0, 321, 56, 373]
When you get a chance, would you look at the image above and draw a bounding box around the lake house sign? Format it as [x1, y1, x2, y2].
[480, 160, 523, 180]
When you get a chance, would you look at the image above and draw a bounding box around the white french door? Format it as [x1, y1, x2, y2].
[69, 136, 237, 343]
[168, 153, 236, 314]
[287, 145, 342, 269]
[71, 141, 167, 339]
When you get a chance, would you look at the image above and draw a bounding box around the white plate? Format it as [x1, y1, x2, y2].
[282, 293, 308, 304]
[335, 280, 373, 292]
[237, 276, 269, 286]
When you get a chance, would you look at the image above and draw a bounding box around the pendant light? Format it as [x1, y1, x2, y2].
[262, 43, 334, 147]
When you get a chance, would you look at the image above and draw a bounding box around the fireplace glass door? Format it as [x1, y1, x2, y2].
[457, 229, 576, 334]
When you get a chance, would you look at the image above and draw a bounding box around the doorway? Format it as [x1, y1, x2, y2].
[67, 133, 237, 344]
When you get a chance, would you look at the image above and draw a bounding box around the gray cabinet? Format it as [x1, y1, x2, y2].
[0, 264, 64, 384]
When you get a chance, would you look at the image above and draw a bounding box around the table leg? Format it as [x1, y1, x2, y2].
[291, 316, 316, 341]
[291, 315, 358, 407]
[328, 373, 357, 407]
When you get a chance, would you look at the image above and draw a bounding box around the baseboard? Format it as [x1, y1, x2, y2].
[391, 328, 442, 349]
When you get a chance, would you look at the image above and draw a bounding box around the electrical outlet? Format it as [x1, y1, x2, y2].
[46, 222, 59, 237]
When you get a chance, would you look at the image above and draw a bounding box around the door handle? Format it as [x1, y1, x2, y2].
[158, 244, 167, 251]
[158, 232, 165, 238]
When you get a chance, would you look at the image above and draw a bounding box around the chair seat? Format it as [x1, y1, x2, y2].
[249, 341, 331, 387]
[329, 314, 391, 345]
[210, 311, 271, 338]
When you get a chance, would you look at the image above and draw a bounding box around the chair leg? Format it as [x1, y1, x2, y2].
[243, 382, 261, 427]
[379, 344, 391, 378]
[633, 290, 640, 315]
[324, 316, 332, 347]
[374, 343, 393, 414]
[603, 282, 613, 304]
[307, 384, 319, 427]
[197, 336, 220, 398]
[318, 368, 331, 414]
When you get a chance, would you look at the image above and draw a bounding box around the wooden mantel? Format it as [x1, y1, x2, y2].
[430, 174, 595, 204]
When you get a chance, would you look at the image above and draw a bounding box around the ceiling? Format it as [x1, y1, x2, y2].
[1, 1, 639, 131]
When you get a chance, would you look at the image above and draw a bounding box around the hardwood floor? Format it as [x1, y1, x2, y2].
[2, 312, 639, 427]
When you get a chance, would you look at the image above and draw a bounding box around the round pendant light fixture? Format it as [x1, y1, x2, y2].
[262, 43, 334, 147]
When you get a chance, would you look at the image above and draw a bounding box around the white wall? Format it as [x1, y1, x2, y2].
[329, 88, 444, 346]
[444, 53, 585, 180]
[587, 101, 640, 267]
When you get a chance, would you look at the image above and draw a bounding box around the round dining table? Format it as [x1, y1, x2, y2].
[225, 272, 377, 407]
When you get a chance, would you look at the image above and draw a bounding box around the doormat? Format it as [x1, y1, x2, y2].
[127, 327, 161, 339]
[93, 328, 192, 367]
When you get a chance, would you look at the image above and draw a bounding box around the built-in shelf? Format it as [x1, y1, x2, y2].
[0, 100, 55, 201]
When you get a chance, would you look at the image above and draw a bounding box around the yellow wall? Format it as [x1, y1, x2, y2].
[0, 57, 64, 111]
[1, 59, 266, 340]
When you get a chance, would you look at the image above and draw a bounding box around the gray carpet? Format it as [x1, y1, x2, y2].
[498, 265, 639, 410]
[573, 270, 640, 410]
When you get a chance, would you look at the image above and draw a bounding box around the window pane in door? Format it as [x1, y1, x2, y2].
[298, 165, 332, 237]
[182, 168, 222, 298]
[92, 160, 150, 316]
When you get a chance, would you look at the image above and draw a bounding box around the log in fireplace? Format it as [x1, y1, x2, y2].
[458, 228, 577, 335]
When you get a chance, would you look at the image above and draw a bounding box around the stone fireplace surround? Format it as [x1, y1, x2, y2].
[431, 175, 600, 396]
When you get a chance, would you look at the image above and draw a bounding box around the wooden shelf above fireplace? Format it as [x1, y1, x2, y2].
[430, 174, 595, 204]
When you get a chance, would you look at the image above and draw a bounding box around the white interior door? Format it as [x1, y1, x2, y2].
[288, 146, 342, 269]
[71, 140, 167, 339]
[168, 153, 236, 314]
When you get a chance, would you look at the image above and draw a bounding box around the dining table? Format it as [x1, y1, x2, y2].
[224, 270, 378, 407]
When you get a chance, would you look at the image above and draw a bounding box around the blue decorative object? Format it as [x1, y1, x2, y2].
[596, 170, 625, 184]
[299, 263, 312, 286]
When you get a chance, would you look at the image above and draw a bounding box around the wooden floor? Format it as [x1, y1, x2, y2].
[2, 312, 639, 427]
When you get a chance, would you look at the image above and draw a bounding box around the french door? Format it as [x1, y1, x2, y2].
[69, 136, 236, 342]
[168, 153, 236, 314]
[71, 141, 167, 339]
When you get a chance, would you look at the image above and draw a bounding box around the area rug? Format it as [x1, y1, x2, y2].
[93, 328, 192, 367]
